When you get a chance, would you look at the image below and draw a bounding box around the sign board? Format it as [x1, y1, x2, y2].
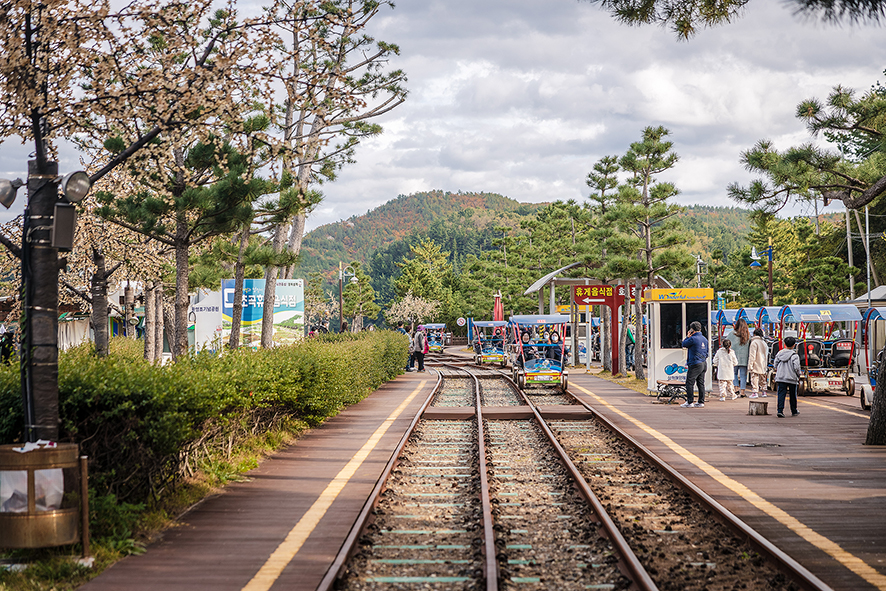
[221, 278, 304, 347]
[572, 284, 647, 307]
[643, 288, 714, 302]
[456, 317, 466, 327]
[189, 289, 223, 352]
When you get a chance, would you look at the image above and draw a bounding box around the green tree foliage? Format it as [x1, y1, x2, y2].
[707, 214, 858, 307]
[729, 82, 886, 213]
[605, 127, 694, 378]
[342, 261, 381, 330]
[304, 272, 334, 333]
[588, 0, 886, 39]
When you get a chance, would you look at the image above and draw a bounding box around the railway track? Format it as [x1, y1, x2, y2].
[320, 365, 831, 591]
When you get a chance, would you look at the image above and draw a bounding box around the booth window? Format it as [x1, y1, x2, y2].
[686, 303, 709, 338]
[660, 303, 682, 349]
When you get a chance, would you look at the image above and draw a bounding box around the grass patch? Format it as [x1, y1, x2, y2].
[590, 369, 653, 396]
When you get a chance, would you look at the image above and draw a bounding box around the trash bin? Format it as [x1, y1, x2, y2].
[0, 443, 84, 549]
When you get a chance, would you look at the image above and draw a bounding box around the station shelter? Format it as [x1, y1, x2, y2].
[645, 288, 715, 395]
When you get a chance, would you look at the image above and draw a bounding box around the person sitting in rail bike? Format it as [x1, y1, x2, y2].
[516, 330, 537, 368]
[545, 331, 563, 363]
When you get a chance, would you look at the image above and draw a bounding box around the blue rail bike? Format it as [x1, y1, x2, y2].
[509, 315, 570, 392]
[472, 320, 509, 367]
[776, 304, 862, 396]
[860, 307, 886, 410]
[424, 323, 447, 354]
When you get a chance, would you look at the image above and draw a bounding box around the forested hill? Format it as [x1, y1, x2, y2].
[297, 190, 541, 274]
[680, 205, 752, 256]
[296, 192, 765, 277]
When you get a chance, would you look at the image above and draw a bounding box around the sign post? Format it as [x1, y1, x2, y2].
[573, 283, 647, 375]
[573, 284, 620, 373]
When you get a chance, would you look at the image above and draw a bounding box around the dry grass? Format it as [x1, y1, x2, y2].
[582, 368, 653, 396]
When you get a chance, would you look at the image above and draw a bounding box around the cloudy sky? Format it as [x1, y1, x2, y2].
[1, 1, 883, 232]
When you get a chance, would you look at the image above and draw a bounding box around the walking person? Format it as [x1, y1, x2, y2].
[714, 338, 738, 401]
[774, 336, 802, 418]
[747, 328, 769, 398]
[729, 318, 751, 397]
[413, 326, 428, 372]
[680, 321, 709, 408]
[406, 324, 416, 371]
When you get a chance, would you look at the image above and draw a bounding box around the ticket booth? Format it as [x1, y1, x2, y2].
[645, 289, 714, 394]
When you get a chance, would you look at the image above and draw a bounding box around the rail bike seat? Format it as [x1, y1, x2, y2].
[656, 380, 687, 404]
[826, 339, 855, 368]
[767, 339, 781, 369]
[797, 340, 823, 368]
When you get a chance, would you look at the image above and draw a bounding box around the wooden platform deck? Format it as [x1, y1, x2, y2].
[568, 372, 886, 591]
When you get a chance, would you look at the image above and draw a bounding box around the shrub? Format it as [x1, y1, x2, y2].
[0, 331, 408, 505]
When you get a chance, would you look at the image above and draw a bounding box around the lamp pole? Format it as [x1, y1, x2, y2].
[22, 160, 62, 442]
[338, 262, 344, 333]
[766, 237, 773, 307]
[338, 262, 357, 333]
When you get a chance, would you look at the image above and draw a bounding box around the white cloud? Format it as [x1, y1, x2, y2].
[2, 0, 883, 234]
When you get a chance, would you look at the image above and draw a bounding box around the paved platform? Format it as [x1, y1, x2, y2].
[568, 372, 886, 591]
[80, 371, 437, 591]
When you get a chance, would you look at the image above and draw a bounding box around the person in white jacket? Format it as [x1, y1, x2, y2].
[714, 338, 739, 401]
[746, 328, 770, 398]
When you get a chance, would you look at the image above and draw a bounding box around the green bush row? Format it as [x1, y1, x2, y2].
[0, 331, 407, 505]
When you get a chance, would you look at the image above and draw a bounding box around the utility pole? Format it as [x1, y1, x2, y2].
[846, 208, 855, 300]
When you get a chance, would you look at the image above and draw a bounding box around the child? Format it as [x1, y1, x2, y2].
[774, 336, 802, 418]
[714, 338, 739, 401]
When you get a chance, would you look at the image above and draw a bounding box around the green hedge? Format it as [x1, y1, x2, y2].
[0, 331, 407, 504]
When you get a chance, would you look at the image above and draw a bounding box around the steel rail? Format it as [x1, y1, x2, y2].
[568, 388, 834, 591]
[315, 372, 443, 591]
[465, 366, 500, 591]
[505, 375, 659, 591]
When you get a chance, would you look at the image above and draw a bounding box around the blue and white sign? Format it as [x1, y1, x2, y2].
[221, 279, 304, 347]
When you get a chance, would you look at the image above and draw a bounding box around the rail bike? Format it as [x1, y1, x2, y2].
[509, 314, 570, 392]
[860, 307, 886, 410]
[471, 320, 509, 367]
[423, 323, 447, 353]
[773, 304, 861, 396]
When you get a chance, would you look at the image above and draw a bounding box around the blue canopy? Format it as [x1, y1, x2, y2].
[423, 323, 446, 329]
[863, 307, 886, 340]
[756, 306, 783, 326]
[473, 320, 508, 328]
[715, 310, 738, 326]
[510, 314, 570, 325]
[778, 304, 862, 324]
[736, 307, 759, 323]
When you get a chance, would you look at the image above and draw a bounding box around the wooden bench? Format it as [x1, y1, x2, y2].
[656, 380, 688, 404]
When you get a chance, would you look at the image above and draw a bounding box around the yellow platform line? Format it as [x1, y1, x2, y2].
[573, 384, 886, 590]
[801, 399, 869, 418]
[241, 380, 427, 591]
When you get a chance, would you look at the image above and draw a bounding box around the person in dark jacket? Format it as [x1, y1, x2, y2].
[680, 321, 709, 408]
[774, 336, 802, 418]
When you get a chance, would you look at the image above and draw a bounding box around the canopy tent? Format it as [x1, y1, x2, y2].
[510, 314, 571, 325]
[473, 320, 509, 328]
[778, 305, 863, 324]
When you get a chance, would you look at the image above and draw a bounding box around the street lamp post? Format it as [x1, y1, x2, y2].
[338, 262, 357, 333]
[750, 237, 774, 307]
[1, 161, 91, 442]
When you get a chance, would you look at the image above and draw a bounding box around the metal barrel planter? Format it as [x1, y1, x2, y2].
[0, 443, 88, 551]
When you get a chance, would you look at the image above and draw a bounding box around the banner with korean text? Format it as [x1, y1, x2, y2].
[221, 279, 304, 347]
